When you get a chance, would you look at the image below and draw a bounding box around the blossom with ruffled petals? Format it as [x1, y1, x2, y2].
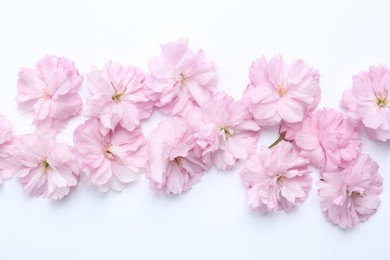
[240, 141, 312, 214]
[318, 153, 383, 229]
[146, 117, 209, 194]
[188, 92, 260, 170]
[294, 108, 361, 172]
[13, 134, 79, 199]
[242, 55, 320, 126]
[279, 87, 321, 140]
[73, 118, 147, 192]
[0, 115, 14, 184]
[148, 39, 218, 116]
[16, 55, 83, 133]
[86, 61, 153, 131]
[341, 65, 390, 141]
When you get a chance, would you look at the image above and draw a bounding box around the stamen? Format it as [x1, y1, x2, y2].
[376, 97, 388, 108]
[39, 160, 50, 174]
[179, 72, 187, 85]
[351, 191, 365, 198]
[278, 83, 288, 97]
[104, 147, 115, 160]
[110, 82, 126, 103]
[42, 87, 52, 99]
[174, 157, 181, 165]
[276, 175, 286, 186]
[220, 127, 232, 139]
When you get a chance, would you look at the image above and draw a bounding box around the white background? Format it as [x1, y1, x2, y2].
[0, 0, 389, 259]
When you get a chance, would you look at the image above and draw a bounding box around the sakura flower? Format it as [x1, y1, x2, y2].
[318, 153, 383, 229]
[188, 92, 260, 170]
[147, 39, 218, 116]
[280, 86, 321, 140]
[294, 108, 361, 172]
[242, 55, 320, 126]
[73, 118, 147, 192]
[341, 65, 390, 141]
[240, 141, 312, 214]
[13, 134, 79, 199]
[86, 61, 153, 131]
[146, 117, 209, 194]
[16, 55, 83, 133]
[0, 114, 14, 184]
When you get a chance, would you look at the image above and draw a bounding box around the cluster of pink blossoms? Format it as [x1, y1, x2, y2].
[240, 55, 385, 229]
[0, 39, 387, 229]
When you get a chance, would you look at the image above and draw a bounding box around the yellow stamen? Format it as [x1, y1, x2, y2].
[110, 82, 126, 103]
[376, 97, 388, 108]
[41, 160, 50, 174]
[221, 127, 232, 139]
[104, 147, 115, 160]
[179, 72, 187, 86]
[278, 85, 287, 97]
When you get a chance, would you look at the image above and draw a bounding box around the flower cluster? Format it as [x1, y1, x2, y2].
[239, 55, 384, 229]
[0, 39, 386, 229]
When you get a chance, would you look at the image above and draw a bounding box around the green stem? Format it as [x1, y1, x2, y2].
[268, 133, 286, 149]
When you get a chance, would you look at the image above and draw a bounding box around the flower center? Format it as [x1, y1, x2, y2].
[276, 175, 286, 186]
[179, 72, 187, 86]
[375, 90, 389, 108]
[278, 83, 288, 97]
[220, 126, 233, 140]
[174, 157, 181, 165]
[173, 157, 187, 174]
[112, 92, 124, 103]
[110, 82, 126, 103]
[42, 87, 52, 100]
[39, 160, 50, 174]
[103, 146, 115, 160]
[350, 191, 365, 198]
[376, 97, 388, 108]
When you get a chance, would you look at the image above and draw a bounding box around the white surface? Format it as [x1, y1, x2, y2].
[0, 0, 389, 259]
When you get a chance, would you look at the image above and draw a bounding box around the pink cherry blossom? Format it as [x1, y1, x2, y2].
[147, 39, 218, 116]
[280, 86, 321, 140]
[294, 108, 361, 172]
[188, 92, 260, 170]
[240, 141, 312, 214]
[318, 153, 383, 229]
[0, 115, 14, 184]
[341, 65, 390, 141]
[146, 117, 209, 194]
[73, 118, 147, 192]
[85, 61, 153, 131]
[242, 55, 320, 126]
[13, 134, 79, 199]
[16, 55, 83, 133]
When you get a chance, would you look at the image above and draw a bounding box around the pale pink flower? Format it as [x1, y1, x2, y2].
[280, 86, 321, 140]
[318, 153, 383, 229]
[13, 134, 79, 199]
[86, 61, 153, 131]
[240, 141, 312, 214]
[147, 39, 218, 116]
[242, 55, 320, 126]
[294, 108, 361, 172]
[146, 117, 209, 194]
[341, 65, 390, 141]
[0, 115, 14, 184]
[188, 92, 260, 170]
[73, 118, 147, 192]
[16, 55, 83, 133]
